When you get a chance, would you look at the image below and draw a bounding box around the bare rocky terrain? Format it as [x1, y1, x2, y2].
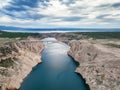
[68, 39, 120, 90]
[0, 37, 44, 90]
[0, 32, 120, 90]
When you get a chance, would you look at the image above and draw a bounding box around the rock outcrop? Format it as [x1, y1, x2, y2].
[68, 40, 120, 90]
[0, 37, 44, 90]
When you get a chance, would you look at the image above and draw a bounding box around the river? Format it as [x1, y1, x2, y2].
[20, 38, 89, 90]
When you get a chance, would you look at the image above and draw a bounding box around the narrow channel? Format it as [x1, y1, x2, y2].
[20, 38, 89, 90]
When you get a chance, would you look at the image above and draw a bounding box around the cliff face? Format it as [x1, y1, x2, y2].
[68, 40, 120, 90]
[0, 37, 44, 90]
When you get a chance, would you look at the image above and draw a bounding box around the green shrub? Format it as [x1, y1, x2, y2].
[105, 43, 120, 48]
[0, 58, 14, 68]
[0, 31, 37, 38]
[75, 32, 120, 39]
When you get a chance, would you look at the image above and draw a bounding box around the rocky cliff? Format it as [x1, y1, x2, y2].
[68, 40, 120, 90]
[0, 37, 44, 90]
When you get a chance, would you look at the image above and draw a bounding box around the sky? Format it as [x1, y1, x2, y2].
[0, 0, 120, 28]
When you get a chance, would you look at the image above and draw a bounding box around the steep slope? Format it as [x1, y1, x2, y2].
[68, 40, 120, 90]
[0, 37, 44, 90]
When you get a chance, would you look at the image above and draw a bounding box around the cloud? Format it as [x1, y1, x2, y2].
[0, 0, 11, 9]
[0, 0, 120, 28]
[0, 15, 32, 24]
[61, 16, 83, 21]
[111, 2, 120, 8]
[37, 0, 70, 17]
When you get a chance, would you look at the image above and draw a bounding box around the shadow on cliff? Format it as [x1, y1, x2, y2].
[68, 55, 90, 90]
[76, 73, 90, 90]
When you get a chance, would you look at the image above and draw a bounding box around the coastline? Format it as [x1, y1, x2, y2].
[1, 28, 120, 33]
[68, 39, 120, 90]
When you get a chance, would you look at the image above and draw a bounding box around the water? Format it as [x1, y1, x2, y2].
[2, 28, 120, 33]
[20, 38, 89, 90]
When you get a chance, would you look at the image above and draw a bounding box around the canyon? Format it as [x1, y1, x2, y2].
[0, 33, 120, 90]
[0, 37, 44, 90]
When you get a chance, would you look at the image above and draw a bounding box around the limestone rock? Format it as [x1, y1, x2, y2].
[0, 37, 44, 90]
[68, 40, 120, 90]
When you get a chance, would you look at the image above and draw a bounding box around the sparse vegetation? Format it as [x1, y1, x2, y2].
[0, 58, 14, 68]
[105, 43, 120, 48]
[0, 46, 12, 56]
[0, 69, 9, 76]
[0, 31, 38, 38]
[75, 32, 120, 39]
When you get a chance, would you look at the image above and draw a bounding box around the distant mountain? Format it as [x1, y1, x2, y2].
[0, 25, 88, 30]
[0, 25, 25, 30]
[0, 25, 120, 32]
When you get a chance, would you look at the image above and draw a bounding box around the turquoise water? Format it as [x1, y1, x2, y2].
[20, 38, 89, 90]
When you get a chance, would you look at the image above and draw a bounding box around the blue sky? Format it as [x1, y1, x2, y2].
[0, 0, 120, 28]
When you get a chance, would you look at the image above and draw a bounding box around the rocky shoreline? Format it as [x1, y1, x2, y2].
[1, 35, 120, 90]
[68, 40, 120, 90]
[0, 37, 44, 90]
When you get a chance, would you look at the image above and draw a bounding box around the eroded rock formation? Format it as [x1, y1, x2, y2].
[0, 37, 44, 90]
[68, 40, 120, 90]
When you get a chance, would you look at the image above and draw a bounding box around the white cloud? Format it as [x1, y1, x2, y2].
[0, 15, 12, 23]
[37, 0, 70, 17]
[0, 15, 32, 25]
[0, 0, 120, 28]
[37, 0, 120, 23]
[0, 0, 11, 9]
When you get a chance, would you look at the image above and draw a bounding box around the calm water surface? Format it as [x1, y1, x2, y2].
[20, 38, 89, 90]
